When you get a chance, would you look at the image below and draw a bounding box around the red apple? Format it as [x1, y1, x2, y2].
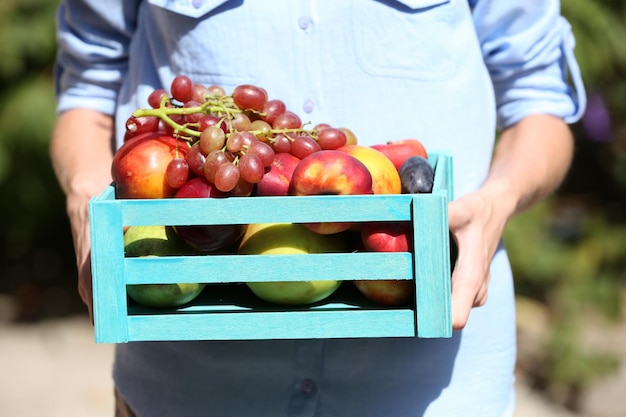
[255, 152, 301, 196]
[354, 221, 414, 306]
[353, 280, 414, 307]
[290, 150, 373, 234]
[360, 221, 413, 252]
[112, 133, 188, 199]
[371, 139, 428, 171]
[173, 177, 248, 252]
[337, 145, 402, 195]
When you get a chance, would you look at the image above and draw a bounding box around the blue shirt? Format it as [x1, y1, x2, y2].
[55, 1, 584, 416]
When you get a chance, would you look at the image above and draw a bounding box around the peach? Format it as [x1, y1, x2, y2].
[112, 133, 188, 199]
[337, 145, 401, 195]
[290, 150, 373, 234]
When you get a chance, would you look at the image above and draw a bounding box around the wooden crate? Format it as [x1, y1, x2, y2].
[89, 152, 454, 343]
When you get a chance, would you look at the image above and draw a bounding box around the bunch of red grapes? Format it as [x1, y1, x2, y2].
[125, 75, 354, 196]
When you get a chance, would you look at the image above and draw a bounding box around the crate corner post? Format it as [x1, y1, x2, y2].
[89, 195, 129, 343]
[411, 193, 453, 338]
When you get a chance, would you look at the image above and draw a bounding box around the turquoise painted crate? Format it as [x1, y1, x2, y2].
[89, 152, 454, 343]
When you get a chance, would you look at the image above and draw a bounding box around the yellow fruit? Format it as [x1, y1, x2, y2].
[337, 145, 402, 194]
[238, 223, 348, 305]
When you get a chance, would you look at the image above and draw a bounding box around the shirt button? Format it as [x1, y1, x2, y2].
[298, 16, 312, 30]
[192, 0, 203, 8]
[301, 378, 316, 394]
[303, 99, 315, 113]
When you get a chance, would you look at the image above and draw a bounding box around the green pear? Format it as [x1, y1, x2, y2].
[124, 225, 205, 308]
[238, 223, 348, 305]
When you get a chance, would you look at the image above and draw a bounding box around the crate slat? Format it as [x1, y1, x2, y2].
[89, 152, 454, 342]
[127, 309, 417, 341]
[124, 252, 414, 284]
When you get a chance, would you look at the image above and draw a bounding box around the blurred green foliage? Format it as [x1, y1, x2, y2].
[0, 0, 624, 411]
[504, 0, 626, 410]
[0, 0, 81, 319]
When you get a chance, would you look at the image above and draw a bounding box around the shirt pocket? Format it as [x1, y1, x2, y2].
[145, 0, 261, 87]
[146, 0, 230, 19]
[352, 0, 457, 81]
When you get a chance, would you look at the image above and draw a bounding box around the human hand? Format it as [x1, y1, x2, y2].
[67, 193, 95, 324]
[447, 188, 510, 330]
[50, 109, 116, 325]
[77, 250, 94, 325]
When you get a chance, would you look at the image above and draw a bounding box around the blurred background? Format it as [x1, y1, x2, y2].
[0, 1, 625, 416]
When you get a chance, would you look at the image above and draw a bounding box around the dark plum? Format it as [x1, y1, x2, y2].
[173, 177, 248, 252]
[398, 156, 434, 194]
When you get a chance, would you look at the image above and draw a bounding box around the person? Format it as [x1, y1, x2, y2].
[50, 1, 585, 416]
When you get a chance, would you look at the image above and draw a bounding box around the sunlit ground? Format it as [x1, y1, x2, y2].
[2, 298, 623, 417]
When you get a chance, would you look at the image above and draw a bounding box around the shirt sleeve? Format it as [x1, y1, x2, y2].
[55, 0, 140, 116]
[471, 0, 586, 129]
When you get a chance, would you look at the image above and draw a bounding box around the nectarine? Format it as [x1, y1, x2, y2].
[337, 145, 401, 195]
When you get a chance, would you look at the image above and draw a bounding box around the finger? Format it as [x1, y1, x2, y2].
[451, 274, 475, 330]
[474, 272, 490, 307]
[449, 236, 486, 330]
[77, 253, 95, 325]
[448, 200, 470, 232]
[451, 266, 490, 329]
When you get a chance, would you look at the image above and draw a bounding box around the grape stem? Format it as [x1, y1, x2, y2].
[131, 94, 319, 143]
[133, 105, 241, 139]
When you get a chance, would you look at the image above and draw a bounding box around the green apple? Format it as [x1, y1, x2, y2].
[124, 225, 205, 308]
[238, 223, 348, 305]
[124, 224, 193, 256]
